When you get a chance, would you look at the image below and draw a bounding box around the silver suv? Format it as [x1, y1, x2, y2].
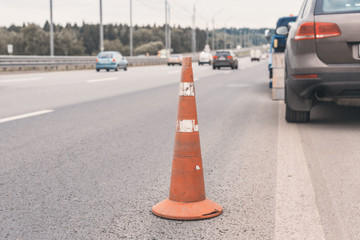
[282, 0, 360, 122]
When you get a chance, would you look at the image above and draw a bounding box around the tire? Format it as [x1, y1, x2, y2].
[96, 69, 100, 72]
[217, 67, 220, 70]
[269, 69, 273, 79]
[167, 63, 170, 66]
[231, 66, 234, 69]
[285, 105, 310, 123]
[115, 66, 118, 71]
[213, 65, 216, 70]
[106, 69, 110, 72]
[124, 67, 127, 71]
[235, 65, 238, 69]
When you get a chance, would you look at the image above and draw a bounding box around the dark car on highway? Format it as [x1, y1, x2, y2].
[282, 0, 360, 122]
[212, 50, 238, 70]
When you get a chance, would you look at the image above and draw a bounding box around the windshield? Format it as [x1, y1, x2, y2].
[98, 53, 113, 58]
[318, 0, 360, 13]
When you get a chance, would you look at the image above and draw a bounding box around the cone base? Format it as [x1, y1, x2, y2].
[152, 198, 223, 220]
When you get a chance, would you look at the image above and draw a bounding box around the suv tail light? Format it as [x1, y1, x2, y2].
[295, 22, 315, 40]
[227, 56, 233, 59]
[112, 58, 116, 62]
[213, 56, 218, 59]
[96, 58, 99, 62]
[315, 23, 341, 39]
[295, 22, 341, 41]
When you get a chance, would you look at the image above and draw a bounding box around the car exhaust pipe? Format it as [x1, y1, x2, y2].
[315, 89, 333, 102]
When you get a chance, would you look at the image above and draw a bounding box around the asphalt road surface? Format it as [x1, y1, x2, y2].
[1, 58, 360, 240]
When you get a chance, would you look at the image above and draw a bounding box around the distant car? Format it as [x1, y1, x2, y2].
[167, 55, 183, 66]
[283, 0, 360, 122]
[96, 51, 128, 72]
[198, 51, 212, 65]
[250, 49, 262, 61]
[212, 50, 238, 70]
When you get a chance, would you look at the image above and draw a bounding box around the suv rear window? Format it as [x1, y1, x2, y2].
[316, 0, 360, 14]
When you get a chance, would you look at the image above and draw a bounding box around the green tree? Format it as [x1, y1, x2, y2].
[134, 41, 163, 55]
[21, 24, 49, 55]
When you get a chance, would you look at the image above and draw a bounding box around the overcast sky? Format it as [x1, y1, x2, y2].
[0, 0, 304, 29]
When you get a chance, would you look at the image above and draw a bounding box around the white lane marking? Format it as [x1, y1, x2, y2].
[179, 82, 195, 96]
[0, 110, 54, 124]
[0, 77, 43, 83]
[223, 71, 231, 74]
[87, 78, 118, 83]
[176, 120, 199, 133]
[275, 102, 325, 240]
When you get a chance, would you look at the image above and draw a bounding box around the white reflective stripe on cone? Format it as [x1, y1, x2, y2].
[179, 82, 195, 96]
[176, 120, 199, 132]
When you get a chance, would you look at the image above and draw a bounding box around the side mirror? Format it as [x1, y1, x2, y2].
[275, 26, 289, 36]
[264, 29, 271, 43]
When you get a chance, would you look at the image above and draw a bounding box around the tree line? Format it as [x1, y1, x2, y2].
[0, 22, 269, 56]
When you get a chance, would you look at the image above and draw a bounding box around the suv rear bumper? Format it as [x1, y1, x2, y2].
[286, 50, 360, 108]
[289, 72, 360, 98]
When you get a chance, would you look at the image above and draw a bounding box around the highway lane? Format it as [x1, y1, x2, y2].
[0, 57, 258, 118]
[1, 59, 360, 239]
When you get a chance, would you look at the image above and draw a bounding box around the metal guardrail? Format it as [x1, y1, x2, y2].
[0, 48, 257, 73]
[0, 55, 166, 67]
[0, 55, 168, 73]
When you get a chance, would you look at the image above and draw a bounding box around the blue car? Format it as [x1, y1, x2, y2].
[96, 51, 128, 72]
[268, 16, 297, 80]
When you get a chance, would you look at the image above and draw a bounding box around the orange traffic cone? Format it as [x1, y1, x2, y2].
[152, 57, 223, 220]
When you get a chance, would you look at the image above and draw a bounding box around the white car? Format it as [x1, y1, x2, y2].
[198, 52, 212, 65]
[167, 55, 183, 66]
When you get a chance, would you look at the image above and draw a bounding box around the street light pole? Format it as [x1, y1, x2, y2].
[130, 0, 133, 56]
[191, 4, 196, 53]
[99, 0, 104, 51]
[224, 18, 232, 49]
[211, 9, 222, 51]
[49, 0, 54, 56]
[165, 0, 168, 57]
[168, 3, 171, 53]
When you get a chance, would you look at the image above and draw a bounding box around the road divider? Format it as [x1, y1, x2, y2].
[272, 53, 285, 100]
[0, 110, 54, 124]
[152, 57, 223, 220]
